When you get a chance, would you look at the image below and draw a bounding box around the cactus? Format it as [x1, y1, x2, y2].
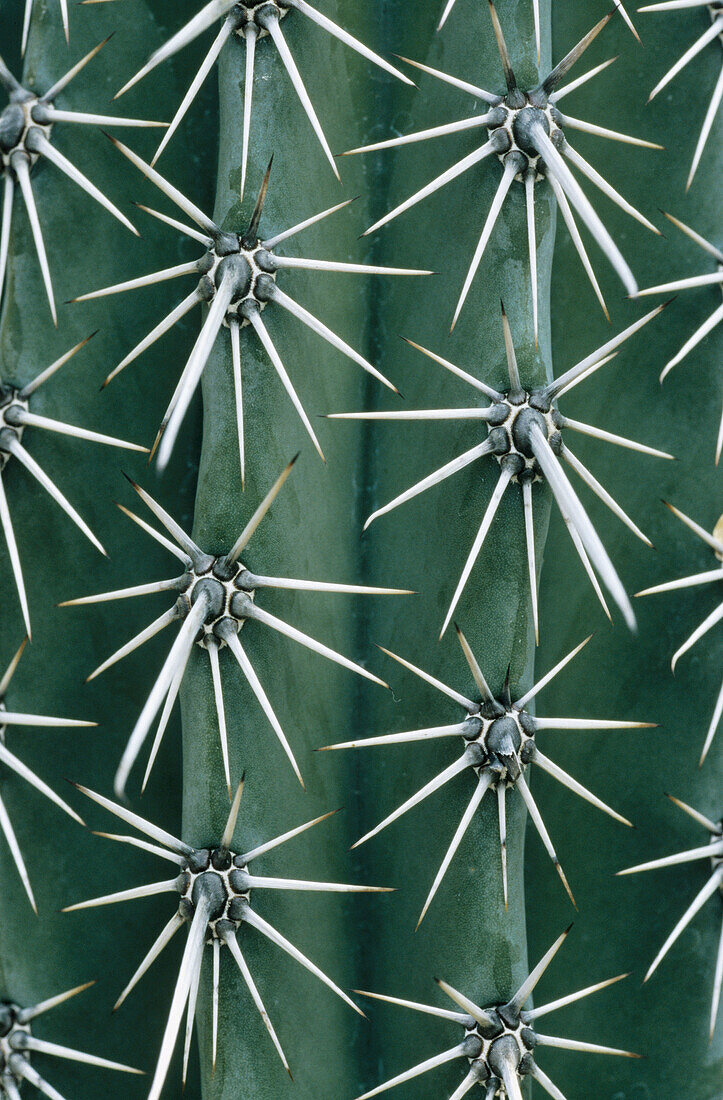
[0, 2, 720, 1100]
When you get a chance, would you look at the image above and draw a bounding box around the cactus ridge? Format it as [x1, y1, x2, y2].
[349, 4, 662, 330]
[112, 0, 413, 189]
[0, 981, 141, 1097]
[20, 0, 71, 56]
[63, 781, 391, 1099]
[72, 153, 428, 474]
[353, 928, 637, 1100]
[329, 305, 672, 637]
[640, 0, 723, 188]
[323, 628, 651, 923]
[61, 459, 409, 798]
[637, 212, 723, 461]
[636, 502, 723, 764]
[0, 335, 147, 638]
[618, 793, 723, 1039]
[0, 638, 92, 913]
[0, 38, 169, 326]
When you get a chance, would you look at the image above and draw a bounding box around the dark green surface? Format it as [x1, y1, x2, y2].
[0, 0, 719, 1097]
[183, 6, 400, 1097]
[0, 1, 213, 1092]
[182, 1, 554, 1096]
[530, 3, 722, 1098]
[357, 1, 556, 1098]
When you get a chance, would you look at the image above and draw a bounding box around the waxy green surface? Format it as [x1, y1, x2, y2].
[530, 2, 722, 1097]
[183, 1, 553, 1096]
[0, 0, 213, 1091]
[0, 0, 719, 1096]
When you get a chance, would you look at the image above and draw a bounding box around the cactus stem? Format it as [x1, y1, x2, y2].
[641, 2, 723, 184]
[356, 931, 635, 1100]
[0, 38, 182, 316]
[443, 0, 636, 50]
[333, 631, 640, 918]
[66, 782, 387, 1093]
[0, 331, 153, 628]
[21, 0, 69, 53]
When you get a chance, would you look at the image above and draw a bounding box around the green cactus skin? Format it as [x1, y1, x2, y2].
[180, 8, 401, 1098]
[351, 3, 555, 1096]
[0, 1, 215, 1093]
[176, 1, 555, 1097]
[527, 4, 722, 1098]
[0, 0, 719, 1097]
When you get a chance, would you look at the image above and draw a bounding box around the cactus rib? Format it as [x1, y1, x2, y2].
[113, 0, 412, 187]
